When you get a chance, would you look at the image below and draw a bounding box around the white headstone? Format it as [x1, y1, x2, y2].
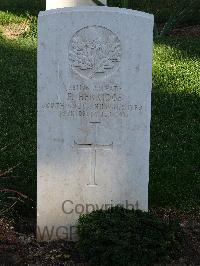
[97, 0, 107, 5]
[46, 0, 97, 10]
[37, 7, 154, 241]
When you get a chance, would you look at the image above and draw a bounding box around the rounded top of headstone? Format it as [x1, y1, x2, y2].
[39, 6, 154, 22]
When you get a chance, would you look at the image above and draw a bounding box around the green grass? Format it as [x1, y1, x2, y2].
[150, 38, 200, 209]
[0, 3, 199, 217]
[0, 16, 37, 216]
[0, 11, 28, 25]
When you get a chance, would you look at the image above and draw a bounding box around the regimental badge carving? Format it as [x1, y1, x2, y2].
[69, 26, 121, 80]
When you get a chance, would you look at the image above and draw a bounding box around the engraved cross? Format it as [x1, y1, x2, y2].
[74, 122, 113, 186]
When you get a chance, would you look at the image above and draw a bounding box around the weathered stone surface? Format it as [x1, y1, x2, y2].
[37, 7, 154, 241]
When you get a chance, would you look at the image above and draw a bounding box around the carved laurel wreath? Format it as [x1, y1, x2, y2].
[69, 28, 121, 79]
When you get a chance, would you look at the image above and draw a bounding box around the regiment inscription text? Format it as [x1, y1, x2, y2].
[43, 83, 143, 119]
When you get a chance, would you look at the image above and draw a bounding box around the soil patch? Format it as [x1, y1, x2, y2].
[0, 21, 30, 39]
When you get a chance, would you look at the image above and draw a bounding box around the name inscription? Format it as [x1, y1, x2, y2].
[43, 83, 143, 119]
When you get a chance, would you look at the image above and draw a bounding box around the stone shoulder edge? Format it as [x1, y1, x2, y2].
[38, 7, 154, 22]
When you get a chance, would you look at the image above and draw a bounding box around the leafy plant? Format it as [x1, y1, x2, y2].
[159, 0, 200, 37]
[77, 207, 183, 265]
[108, 0, 200, 36]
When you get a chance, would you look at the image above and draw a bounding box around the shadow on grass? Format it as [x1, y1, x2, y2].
[0, 0, 45, 16]
[0, 38, 36, 218]
[150, 90, 200, 209]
